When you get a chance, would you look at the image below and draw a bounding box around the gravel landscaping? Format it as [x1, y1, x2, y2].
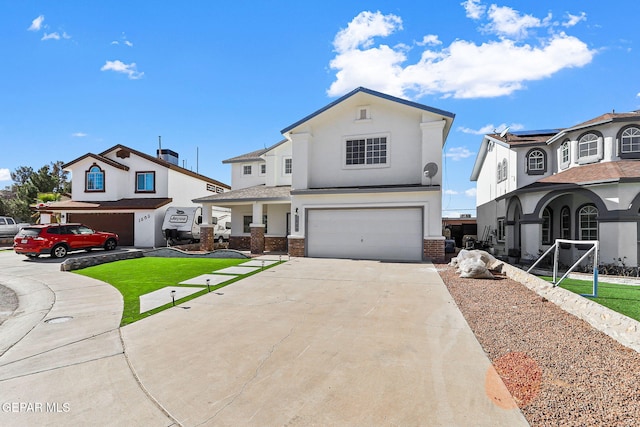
[0, 284, 18, 326]
[436, 264, 640, 427]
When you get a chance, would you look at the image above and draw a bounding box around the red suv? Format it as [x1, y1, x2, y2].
[14, 223, 119, 258]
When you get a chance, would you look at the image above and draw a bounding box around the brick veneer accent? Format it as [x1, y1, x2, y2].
[250, 226, 265, 254]
[288, 237, 305, 257]
[229, 236, 251, 251]
[424, 238, 445, 263]
[199, 225, 214, 252]
[265, 237, 287, 252]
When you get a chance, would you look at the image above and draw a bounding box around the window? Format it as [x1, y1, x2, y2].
[526, 149, 546, 175]
[283, 157, 292, 175]
[560, 206, 571, 239]
[560, 141, 570, 167]
[541, 207, 552, 244]
[619, 126, 640, 157]
[497, 218, 505, 242]
[577, 132, 602, 163]
[345, 136, 387, 166]
[243, 215, 268, 233]
[497, 158, 508, 182]
[136, 171, 155, 193]
[260, 164, 266, 175]
[243, 165, 252, 175]
[86, 165, 104, 192]
[578, 205, 598, 240]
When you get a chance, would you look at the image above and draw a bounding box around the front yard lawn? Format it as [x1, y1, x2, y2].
[75, 257, 253, 325]
[541, 276, 640, 322]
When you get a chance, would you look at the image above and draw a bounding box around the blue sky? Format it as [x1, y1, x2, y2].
[1, 1, 639, 217]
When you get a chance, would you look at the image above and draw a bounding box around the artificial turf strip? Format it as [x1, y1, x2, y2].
[74, 257, 253, 326]
[541, 276, 640, 322]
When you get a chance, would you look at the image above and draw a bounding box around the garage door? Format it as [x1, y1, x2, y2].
[67, 213, 134, 246]
[307, 208, 423, 261]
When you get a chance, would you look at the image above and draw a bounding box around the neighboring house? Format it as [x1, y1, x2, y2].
[194, 87, 455, 262]
[471, 111, 640, 267]
[46, 145, 229, 247]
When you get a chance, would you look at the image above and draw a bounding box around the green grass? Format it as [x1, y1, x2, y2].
[540, 276, 640, 322]
[74, 257, 256, 326]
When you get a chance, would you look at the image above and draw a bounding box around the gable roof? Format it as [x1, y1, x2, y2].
[64, 144, 229, 189]
[280, 86, 455, 135]
[222, 140, 288, 164]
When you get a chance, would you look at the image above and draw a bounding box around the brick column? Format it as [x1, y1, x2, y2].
[200, 225, 214, 252]
[288, 236, 305, 257]
[250, 225, 265, 254]
[423, 238, 445, 263]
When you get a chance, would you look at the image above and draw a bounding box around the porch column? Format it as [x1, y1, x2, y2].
[250, 202, 265, 254]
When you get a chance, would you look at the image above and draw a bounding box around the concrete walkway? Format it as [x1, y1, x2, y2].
[0, 251, 528, 426]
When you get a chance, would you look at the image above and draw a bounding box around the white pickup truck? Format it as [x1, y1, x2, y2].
[0, 216, 29, 237]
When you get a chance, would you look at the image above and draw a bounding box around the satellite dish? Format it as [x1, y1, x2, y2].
[499, 127, 510, 138]
[423, 162, 438, 185]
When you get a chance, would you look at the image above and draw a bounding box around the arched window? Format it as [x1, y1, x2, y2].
[578, 205, 598, 240]
[560, 141, 570, 167]
[526, 149, 546, 174]
[542, 207, 552, 244]
[85, 165, 104, 192]
[560, 206, 571, 240]
[620, 126, 640, 154]
[577, 132, 602, 164]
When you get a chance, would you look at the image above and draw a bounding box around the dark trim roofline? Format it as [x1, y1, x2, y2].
[292, 184, 440, 195]
[63, 153, 129, 171]
[280, 87, 455, 134]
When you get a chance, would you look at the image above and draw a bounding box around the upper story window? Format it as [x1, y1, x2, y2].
[560, 206, 571, 239]
[618, 125, 640, 159]
[541, 207, 552, 244]
[526, 149, 547, 175]
[136, 171, 155, 193]
[496, 158, 508, 182]
[243, 165, 252, 175]
[560, 140, 570, 168]
[578, 204, 598, 240]
[85, 165, 105, 192]
[345, 135, 388, 167]
[577, 131, 602, 164]
[283, 157, 292, 175]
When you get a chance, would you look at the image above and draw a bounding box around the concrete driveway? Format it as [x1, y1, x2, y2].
[0, 251, 528, 426]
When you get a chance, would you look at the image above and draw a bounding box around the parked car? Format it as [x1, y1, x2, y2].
[13, 223, 119, 258]
[0, 216, 29, 237]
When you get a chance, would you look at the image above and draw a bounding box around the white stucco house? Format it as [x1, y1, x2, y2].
[471, 110, 640, 267]
[194, 87, 455, 261]
[46, 144, 229, 247]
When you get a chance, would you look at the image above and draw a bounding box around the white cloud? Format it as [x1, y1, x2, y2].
[444, 189, 459, 195]
[563, 12, 586, 28]
[328, 7, 594, 99]
[28, 15, 44, 31]
[72, 132, 87, 137]
[458, 123, 524, 135]
[101, 60, 144, 80]
[462, 0, 485, 20]
[465, 188, 477, 197]
[445, 146, 475, 161]
[482, 5, 550, 40]
[0, 168, 10, 181]
[417, 35, 441, 46]
[124, 40, 133, 47]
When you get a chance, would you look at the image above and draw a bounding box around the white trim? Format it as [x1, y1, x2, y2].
[342, 132, 391, 170]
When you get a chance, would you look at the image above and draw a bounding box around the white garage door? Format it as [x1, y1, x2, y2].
[307, 208, 423, 261]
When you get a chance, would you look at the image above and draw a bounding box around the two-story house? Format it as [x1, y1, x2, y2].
[194, 87, 455, 262]
[46, 145, 229, 247]
[471, 111, 640, 267]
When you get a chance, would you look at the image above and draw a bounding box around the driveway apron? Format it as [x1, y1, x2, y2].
[122, 257, 528, 426]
